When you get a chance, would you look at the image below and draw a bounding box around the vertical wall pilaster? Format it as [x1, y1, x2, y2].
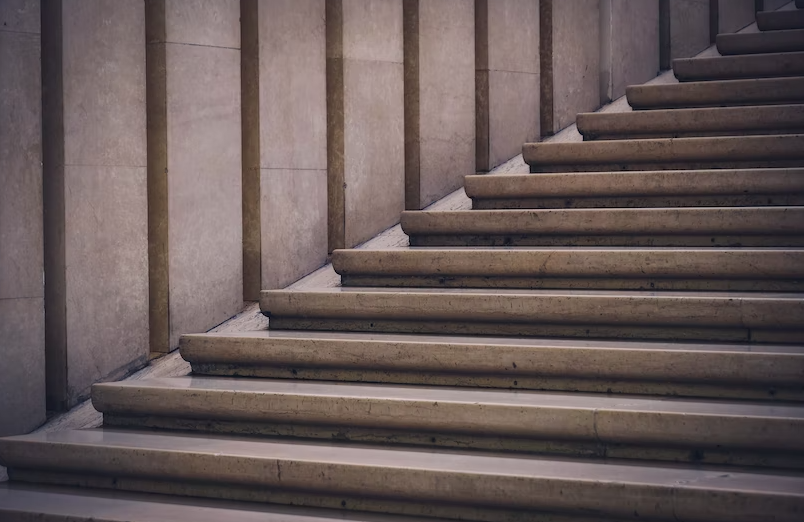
[41, 0, 149, 409]
[327, 0, 405, 250]
[0, 0, 45, 434]
[147, 0, 243, 351]
[717, 0, 756, 34]
[404, 0, 474, 209]
[476, 0, 539, 171]
[660, 0, 710, 69]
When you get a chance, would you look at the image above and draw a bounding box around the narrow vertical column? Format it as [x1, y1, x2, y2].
[660, 0, 710, 69]
[0, 0, 45, 434]
[476, 0, 539, 172]
[241, 0, 328, 295]
[41, 0, 149, 410]
[718, 0, 756, 34]
[147, 0, 243, 351]
[541, 0, 600, 136]
[404, 0, 475, 209]
[327, 0, 405, 250]
[600, 0, 660, 103]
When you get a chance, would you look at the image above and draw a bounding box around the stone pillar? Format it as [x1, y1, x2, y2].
[540, 0, 600, 136]
[600, 0, 660, 103]
[759, 0, 789, 11]
[41, 0, 149, 410]
[146, 0, 243, 351]
[659, 0, 711, 69]
[475, 0, 539, 172]
[241, 0, 328, 296]
[327, 0, 405, 250]
[404, 0, 475, 208]
[0, 0, 45, 435]
[717, 0, 756, 34]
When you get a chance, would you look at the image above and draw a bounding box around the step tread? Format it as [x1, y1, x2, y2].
[0, 483, 427, 522]
[625, 77, 804, 109]
[716, 28, 804, 55]
[672, 52, 804, 81]
[757, 8, 804, 30]
[3, 428, 803, 491]
[96, 377, 804, 418]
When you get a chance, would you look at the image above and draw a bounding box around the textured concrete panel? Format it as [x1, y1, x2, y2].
[63, 166, 149, 402]
[406, 0, 475, 209]
[0, 31, 42, 299]
[488, 70, 540, 169]
[343, 58, 405, 247]
[718, 0, 755, 34]
[601, 0, 660, 102]
[667, 0, 711, 62]
[0, 0, 39, 32]
[476, 0, 539, 171]
[163, 0, 240, 48]
[260, 169, 328, 289]
[327, 0, 405, 250]
[763, 0, 789, 10]
[544, 0, 601, 134]
[165, 43, 243, 349]
[62, 0, 146, 167]
[0, 297, 45, 437]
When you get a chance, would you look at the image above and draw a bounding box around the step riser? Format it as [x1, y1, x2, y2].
[528, 158, 804, 173]
[408, 235, 804, 248]
[102, 415, 804, 470]
[672, 53, 804, 82]
[581, 127, 804, 140]
[0, 471, 650, 522]
[341, 275, 804, 292]
[471, 195, 804, 209]
[3, 447, 801, 522]
[757, 9, 804, 31]
[268, 317, 804, 345]
[625, 77, 804, 110]
[717, 29, 804, 55]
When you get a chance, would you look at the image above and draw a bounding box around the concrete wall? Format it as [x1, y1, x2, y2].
[476, 0, 539, 171]
[147, 0, 243, 351]
[242, 0, 328, 295]
[0, 0, 46, 435]
[404, 0, 475, 208]
[661, 0, 710, 68]
[41, 0, 149, 410]
[541, 0, 600, 135]
[601, 0, 660, 102]
[761, 0, 790, 10]
[718, 0, 756, 34]
[327, 0, 405, 250]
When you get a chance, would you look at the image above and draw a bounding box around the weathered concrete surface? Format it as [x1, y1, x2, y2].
[327, 0, 405, 250]
[147, 0, 243, 351]
[627, 76, 804, 109]
[663, 0, 710, 65]
[42, 0, 149, 410]
[717, 29, 804, 55]
[404, 0, 475, 208]
[600, 0, 660, 102]
[541, 0, 600, 134]
[242, 0, 328, 295]
[718, 0, 756, 34]
[476, 0, 539, 171]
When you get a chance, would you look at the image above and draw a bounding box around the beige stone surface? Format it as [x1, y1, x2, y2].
[0, 0, 39, 32]
[627, 76, 804, 109]
[667, 0, 710, 62]
[756, 7, 804, 29]
[476, 0, 539, 171]
[600, 0, 660, 102]
[163, 0, 240, 48]
[718, 0, 756, 33]
[717, 28, 804, 54]
[673, 52, 804, 81]
[0, 298, 45, 437]
[405, 0, 474, 209]
[260, 170, 328, 289]
[546, 0, 601, 133]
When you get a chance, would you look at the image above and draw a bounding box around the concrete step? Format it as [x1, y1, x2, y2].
[1, 429, 803, 522]
[332, 247, 804, 291]
[626, 77, 804, 109]
[757, 8, 804, 30]
[575, 104, 804, 140]
[523, 134, 804, 172]
[93, 376, 804, 467]
[181, 330, 804, 401]
[260, 287, 804, 344]
[401, 206, 804, 247]
[465, 168, 804, 209]
[0, 483, 432, 522]
[717, 29, 804, 55]
[672, 52, 804, 81]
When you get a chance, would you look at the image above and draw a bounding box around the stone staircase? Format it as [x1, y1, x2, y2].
[3, 8, 804, 522]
